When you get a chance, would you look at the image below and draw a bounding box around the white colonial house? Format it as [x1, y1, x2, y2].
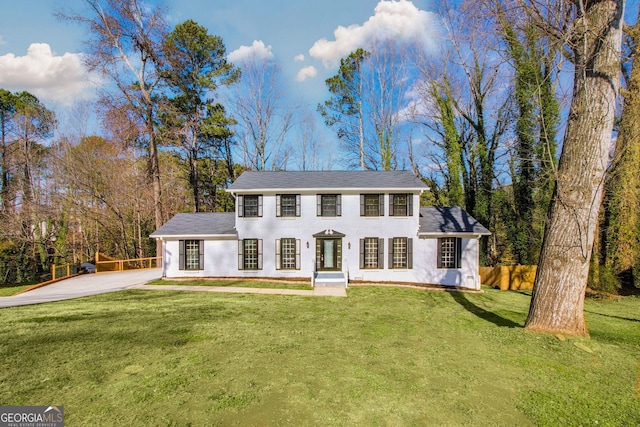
[150, 171, 490, 290]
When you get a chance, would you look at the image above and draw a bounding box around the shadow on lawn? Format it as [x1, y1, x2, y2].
[450, 291, 521, 328]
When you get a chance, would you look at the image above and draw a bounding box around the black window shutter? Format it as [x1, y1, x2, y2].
[276, 195, 281, 217]
[388, 238, 394, 268]
[315, 239, 322, 270]
[437, 238, 442, 268]
[407, 238, 413, 269]
[336, 195, 342, 216]
[198, 240, 204, 270]
[379, 194, 385, 216]
[389, 194, 395, 216]
[238, 240, 244, 270]
[378, 238, 384, 269]
[237, 195, 244, 217]
[408, 194, 413, 216]
[360, 194, 365, 216]
[456, 238, 462, 268]
[179, 240, 185, 270]
[359, 239, 365, 269]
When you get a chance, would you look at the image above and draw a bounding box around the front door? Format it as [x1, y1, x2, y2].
[316, 238, 342, 271]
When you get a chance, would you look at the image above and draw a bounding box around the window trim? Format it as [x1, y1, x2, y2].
[179, 239, 204, 270]
[276, 194, 301, 217]
[388, 237, 413, 269]
[360, 194, 384, 217]
[437, 237, 462, 269]
[389, 193, 413, 217]
[237, 194, 263, 218]
[317, 194, 342, 217]
[238, 239, 263, 270]
[276, 238, 301, 270]
[359, 237, 384, 269]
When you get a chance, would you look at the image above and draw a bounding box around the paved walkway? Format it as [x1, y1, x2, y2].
[0, 269, 163, 308]
[1, 270, 347, 308]
[133, 283, 347, 297]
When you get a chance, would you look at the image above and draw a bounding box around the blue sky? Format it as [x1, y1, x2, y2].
[0, 0, 436, 110]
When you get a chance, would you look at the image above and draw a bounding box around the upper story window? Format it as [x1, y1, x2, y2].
[389, 193, 413, 216]
[237, 195, 263, 217]
[317, 194, 341, 217]
[438, 237, 462, 269]
[276, 194, 301, 217]
[360, 194, 384, 217]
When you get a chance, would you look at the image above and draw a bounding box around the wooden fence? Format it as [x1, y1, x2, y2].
[94, 252, 161, 272]
[51, 253, 161, 280]
[480, 265, 537, 290]
[51, 263, 81, 281]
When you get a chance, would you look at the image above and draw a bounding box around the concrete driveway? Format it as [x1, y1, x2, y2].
[0, 268, 162, 308]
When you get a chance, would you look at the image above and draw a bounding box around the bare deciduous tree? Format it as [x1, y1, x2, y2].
[231, 53, 295, 171]
[60, 0, 168, 256]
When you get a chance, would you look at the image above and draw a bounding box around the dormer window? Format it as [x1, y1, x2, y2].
[237, 195, 263, 217]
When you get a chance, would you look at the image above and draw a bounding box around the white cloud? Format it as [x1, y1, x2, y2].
[296, 66, 318, 82]
[0, 43, 96, 105]
[309, 0, 440, 67]
[294, 54, 305, 62]
[228, 40, 274, 63]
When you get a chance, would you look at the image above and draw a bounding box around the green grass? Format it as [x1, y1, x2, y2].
[147, 278, 313, 291]
[0, 284, 33, 296]
[0, 287, 638, 426]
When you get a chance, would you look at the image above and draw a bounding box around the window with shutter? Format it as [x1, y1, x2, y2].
[180, 240, 204, 270]
[438, 237, 461, 268]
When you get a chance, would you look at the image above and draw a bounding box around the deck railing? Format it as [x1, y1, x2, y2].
[50, 254, 161, 280]
[51, 263, 80, 281]
[95, 253, 161, 273]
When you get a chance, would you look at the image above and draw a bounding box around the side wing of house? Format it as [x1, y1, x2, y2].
[414, 207, 491, 289]
[149, 213, 238, 278]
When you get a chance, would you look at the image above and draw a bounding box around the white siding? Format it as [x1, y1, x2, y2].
[160, 191, 482, 289]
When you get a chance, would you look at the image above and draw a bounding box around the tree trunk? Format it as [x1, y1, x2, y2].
[525, 0, 624, 335]
[147, 115, 163, 258]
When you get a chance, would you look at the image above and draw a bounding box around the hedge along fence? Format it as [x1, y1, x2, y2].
[480, 265, 537, 290]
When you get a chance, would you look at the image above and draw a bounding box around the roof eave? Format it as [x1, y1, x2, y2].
[418, 231, 491, 237]
[228, 187, 428, 194]
[150, 233, 237, 240]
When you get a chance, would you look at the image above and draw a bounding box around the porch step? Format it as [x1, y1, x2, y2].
[313, 272, 347, 287]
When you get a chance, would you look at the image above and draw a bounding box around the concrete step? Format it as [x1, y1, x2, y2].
[313, 272, 347, 287]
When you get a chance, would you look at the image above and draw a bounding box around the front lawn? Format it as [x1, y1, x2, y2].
[0, 287, 638, 426]
[147, 278, 313, 291]
[0, 284, 33, 297]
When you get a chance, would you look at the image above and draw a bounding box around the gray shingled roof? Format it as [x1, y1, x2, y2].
[228, 171, 428, 191]
[419, 207, 490, 235]
[150, 213, 236, 238]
